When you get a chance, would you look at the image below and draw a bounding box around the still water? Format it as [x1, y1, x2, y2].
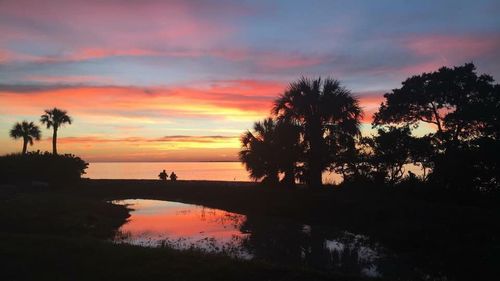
[87, 162, 342, 183]
[112, 199, 435, 279]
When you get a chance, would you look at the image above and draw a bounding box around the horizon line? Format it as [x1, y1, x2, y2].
[88, 160, 240, 163]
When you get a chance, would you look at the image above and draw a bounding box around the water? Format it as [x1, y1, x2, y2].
[112, 199, 435, 279]
[87, 162, 343, 183]
[112, 199, 252, 258]
[87, 162, 252, 181]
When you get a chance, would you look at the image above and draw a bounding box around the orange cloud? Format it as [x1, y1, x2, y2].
[55, 135, 240, 151]
[0, 80, 283, 122]
[356, 92, 385, 123]
[57, 135, 237, 144]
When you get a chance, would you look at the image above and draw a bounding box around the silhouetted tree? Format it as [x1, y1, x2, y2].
[408, 135, 435, 180]
[40, 108, 72, 155]
[273, 77, 362, 188]
[362, 126, 413, 184]
[332, 138, 373, 183]
[373, 63, 498, 149]
[274, 119, 302, 186]
[373, 63, 500, 190]
[240, 118, 301, 186]
[9, 121, 41, 155]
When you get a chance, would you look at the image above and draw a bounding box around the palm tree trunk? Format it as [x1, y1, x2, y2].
[307, 123, 323, 188]
[22, 138, 28, 155]
[52, 127, 58, 155]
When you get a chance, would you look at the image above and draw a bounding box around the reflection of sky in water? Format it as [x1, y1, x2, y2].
[112, 199, 439, 279]
[112, 199, 251, 258]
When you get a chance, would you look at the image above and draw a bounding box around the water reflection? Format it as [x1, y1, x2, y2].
[239, 216, 388, 278]
[112, 199, 251, 258]
[112, 199, 433, 279]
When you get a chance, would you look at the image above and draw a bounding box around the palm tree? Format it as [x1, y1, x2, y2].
[239, 118, 301, 186]
[273, 77, 362, 188]
[9, 121, 42, 155]
[273, 118, 302, 186]
[40, 108, 72, 155]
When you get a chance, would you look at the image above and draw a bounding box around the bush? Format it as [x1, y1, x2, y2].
[0, 151, 88, 184]
[428, 142, 500, 192]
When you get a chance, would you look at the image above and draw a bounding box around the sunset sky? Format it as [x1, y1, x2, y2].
[1, 0, 499, 162]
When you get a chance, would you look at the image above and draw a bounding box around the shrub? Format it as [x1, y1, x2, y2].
[0, 151, 88, 184]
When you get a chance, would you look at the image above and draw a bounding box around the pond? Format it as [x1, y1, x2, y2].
[112, 199, 440, 280]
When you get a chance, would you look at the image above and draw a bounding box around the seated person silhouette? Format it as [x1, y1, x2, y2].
[170, 171, 178, 181]
[408, 170, 417, 181]
[158, 170, 168, 181]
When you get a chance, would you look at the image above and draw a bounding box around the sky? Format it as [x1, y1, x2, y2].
[1, 0, 499, 162]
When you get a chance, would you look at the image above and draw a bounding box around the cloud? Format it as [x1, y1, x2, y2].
[355, 91, 386, 123]
[23, 74, 114, 84]
[14, 135, 242, 162]
[0, 0, 244, 47]
[403, 34, 500, 60]
[57, 135, 239, 145]
[0, 80, 397, 126]
[0, 80, 284, 124]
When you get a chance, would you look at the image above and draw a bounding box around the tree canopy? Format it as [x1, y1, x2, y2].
[239, 118, 301, 186]
[373, 63, 499, 148]
[9, 121, 41, 155]
[273, 77, 362, 187]
[373, 63, 500, 190]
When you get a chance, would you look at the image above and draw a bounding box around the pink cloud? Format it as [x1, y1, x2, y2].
[356, 92, 386, 123]
[397, 35, 500, 75]
[0, 79, 388, 125]
[2, 45, 327, 71]
[0, 80, 284, 123]
[403, 34, 500, 59]
[0, 0, 243, 53]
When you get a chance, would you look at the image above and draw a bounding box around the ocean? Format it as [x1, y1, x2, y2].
[86, 162, 342, 183]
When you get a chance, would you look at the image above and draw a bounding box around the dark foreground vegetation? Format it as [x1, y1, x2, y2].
[0, 183, 359, 281]
[0, 151, 88, 184]
[1, 180, 498, 280]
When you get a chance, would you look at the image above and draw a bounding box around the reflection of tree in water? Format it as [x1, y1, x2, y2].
[197, 207, 247, 228]
[239, 215, 386, 277]
[323, 232, 382, 277]
[157, 235, 252, 259]
[240, 216, 307, 265]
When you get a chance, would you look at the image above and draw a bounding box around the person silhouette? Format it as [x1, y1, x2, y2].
[158, 169, 168, 181]
[170, 171, 177, 181]
[408, 170, 417, 181]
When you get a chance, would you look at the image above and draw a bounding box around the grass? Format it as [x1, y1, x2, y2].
[1, 233, 349, 281]
[1, 180, 499, 280]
